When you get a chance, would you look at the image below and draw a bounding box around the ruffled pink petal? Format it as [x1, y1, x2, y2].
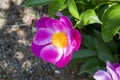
[113, 63, 120, 69]
[113, 63, 120, 78]
[60, 16, 73, 29]
[72, 29, 82, 51]
[106, 61, 119, 80]
[31, 42, 42, 57]
[33, 28, 53, 45]
[46, 18, 66, 32]
[65, 39, 76, 56]
[93, 70, 112, 80]
[115, 67, 120, 78]
[40, 44, 63, 64]
[55, 54, 72, 68]
[36, 17, 50, 29]
[55, 41, 75, 68]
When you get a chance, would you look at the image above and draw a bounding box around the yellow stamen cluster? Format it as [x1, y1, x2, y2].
[52, 32, 68, 48]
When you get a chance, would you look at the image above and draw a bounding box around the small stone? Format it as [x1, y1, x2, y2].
[0, 0, 11, 10]
[11, 25, 19, 31]
[12, 0, 24, 6]
[17, 29, 26, 38]
[0, 19, 6, 28]
[54, 70, 61, 74]
[22, 60, 31, 71]
[15, 52, 24, 60]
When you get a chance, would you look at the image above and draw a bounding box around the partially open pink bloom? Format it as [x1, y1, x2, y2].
[31, 15, 82, 68]
[93, 61, 120, 80]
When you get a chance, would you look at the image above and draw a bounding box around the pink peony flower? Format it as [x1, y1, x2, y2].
[93, 61, 120, 80]
[31, 15, 82, 68]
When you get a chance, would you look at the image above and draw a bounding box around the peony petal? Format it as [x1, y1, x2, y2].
[31, 42, 42, 57]
[36, 17, 50, 29]
[115, 67, 120, 78]
[72, 29, 82, 51]
[55, 54, 72, 68]
[113, 63, 120, 69]
[65, 40, 76, 56]
[113, 63, 120, 78]
[33, 28, 53, 45]
[106, 61, 119, 80]
[46, 18, 66, 32]
[93, 70, 112, 80]
[60, 16, 73, 29]
[55, 43, 74, 68]
[40, 44, 63, 64]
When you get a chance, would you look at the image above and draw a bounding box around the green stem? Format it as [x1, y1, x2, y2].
[94, 2, 113, 10]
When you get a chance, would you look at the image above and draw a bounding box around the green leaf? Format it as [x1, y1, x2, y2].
[94, 30, 118, 53]
[96, 4, 108, 20]
[67, 0, 80, 19]
[71, 57, 90, 63]
[74, 14, 84, 28]
[107, 40, 118, 53]
[82, 66, 102, 76]
[72, 49, 97, 59]
[81, 9, 102, 25]
[79, 57, 103, 75]
[95, 39, 113, 62]
[94, 30, 103, 42]
[109, 0, 120, 1]
[82, 35, 96, 51]
[48, 0, 66, 16]
[102, 4, 120, 42]
[113, 53, 119, 62]
[22, 0, 53, 7]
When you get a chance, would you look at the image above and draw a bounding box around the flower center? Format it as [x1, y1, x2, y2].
[52, 32, 68, 48]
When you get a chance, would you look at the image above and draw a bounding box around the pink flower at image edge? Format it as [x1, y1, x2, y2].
[93, 61, 120, 80]
[31, 15, 82, 68]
